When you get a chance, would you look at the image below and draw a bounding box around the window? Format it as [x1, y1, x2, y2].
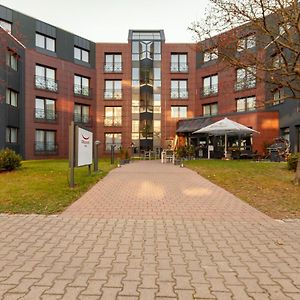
[104, 80, 122, 99]
[0, 19, 12, 33]
[74, 75, 90, 96]
[35, 130, 56, 152]
[171, 80, 188, 99]
[74, 46, 89, 63]
[6, 50, 18, 71]
[6, 89, 18, 107]
[105, 133, 122, 151]
[35, 33, 55, 52]
[170, 53, 188, 72]
[35, 97, 56, 120]
[104, 53, 122, 72]
[74, 104, 90, 124]
[236, 96, 256, 112]
[6, 127, 18, 144]
[235, 66, 256, 90]
[281, 128, 290, 143]
[104, 107, 122, 126]
[171, 106, 187, 118]
[202, 75, 218, 96]
[237, 34, 256, 52]
[204, 48, 218, 62]
[203, 103, 218, 116]
[273, 88, 285, 105]
[35, 65, 58, 92]
[273, 54, 284, 69]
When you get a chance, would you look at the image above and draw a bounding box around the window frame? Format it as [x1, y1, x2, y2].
[170, 80, 188, 99]
[203, 48, 218, 63]
[236, 96, 256, 112]
[203, 103, 218, 116]
[104, 80, 122, 99]
[237, 34, 256, 52]
[6, 89, 18, 107]
[35, 32, 56, 52]
[170, 53, 188, 72]
[104, 106, 122, 126]
[74, 46, 89, 63]
[74, 74, 90, 97]
[6, 127, 18, 144]
[104, 53, 122, 72]
[35, 64, 58, 92]
[35, 129, 57, 153]
[74, 103, 90, 124]
[35, 97, 56, 121]
[6, 49, 18, 71]
[105, 133, 122, 152]
[171, 106, 188, 118]
[0, 19, 12, 33]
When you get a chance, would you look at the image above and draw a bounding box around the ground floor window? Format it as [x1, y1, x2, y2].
[105, 133, 122, 152]
[35, 130, 56, 152]
[203, 103, 218, 116]
[6, 127, 18, 143]
[171, 106, 187, 118]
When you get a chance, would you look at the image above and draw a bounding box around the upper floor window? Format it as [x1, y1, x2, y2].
[273, 88, 285, 105]
[0, 19, 12, 33]
[74, 75, 90, 97]
[204, 48, 218, 62]
[171, 80, 188, 99]
[35, 65, 58, 92]
[74, 104, 90, 124]
[236, 96, 256, 112]
[35, 97, 56, 121]
[6, 127, 18, 144]
[237, 34, 256, 52]
[36, 33, 55, 52]
[202, 75, 218, 97]
[104, 107, 122, 126]
[104, 80, 122, 99]
[104, 53, 122, 72]
[235, 66, 256, 91]
[6, 50, 18, 71]
[6, 89, 18, 107]
[203, 103, 218, 116]
[74, 46, 89, 63]
[171, 106, 187, 119]
[170, 53, 188, 72]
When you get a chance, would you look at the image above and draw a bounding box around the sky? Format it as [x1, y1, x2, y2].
[0, 0, 211, 43]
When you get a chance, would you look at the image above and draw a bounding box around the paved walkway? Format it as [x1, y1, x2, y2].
[0, 161, 299, 299]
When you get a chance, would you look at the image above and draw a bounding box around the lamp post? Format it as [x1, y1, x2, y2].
[111, 144, 116, 164]
[94, 140, 101, 172]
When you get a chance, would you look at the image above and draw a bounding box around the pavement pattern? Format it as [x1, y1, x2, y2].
[0, 161, 299, 300]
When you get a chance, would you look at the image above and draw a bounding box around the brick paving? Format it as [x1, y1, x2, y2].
[0, 161, 299, 299]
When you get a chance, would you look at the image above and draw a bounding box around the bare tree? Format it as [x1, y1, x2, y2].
[189, 0, 300, 184]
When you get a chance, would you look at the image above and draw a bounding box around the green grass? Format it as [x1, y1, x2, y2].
[185, 159, 300, 219]
[0, 159, 116, 214]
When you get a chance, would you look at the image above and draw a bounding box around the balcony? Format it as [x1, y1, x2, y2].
[170, 63, 188, 73]
[170, 89, 188, 99]
[34, 142, 58, 154]
[74, 113, 92, 126]
[104, 63, 122, 73]
[74, 84, 92, 98]
[235, 80, 256, 91]
[104, 117, 122, 127]
[104, 89, 122, 100]
[35, 76, 58, 92]
[200, 84, 218, 98]
[34, 108, 57, 122]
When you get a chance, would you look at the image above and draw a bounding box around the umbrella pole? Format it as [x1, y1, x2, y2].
[225, 132, 228, 159]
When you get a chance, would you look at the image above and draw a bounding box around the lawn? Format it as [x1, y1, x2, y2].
[0, 159, 116, 214]
[185, 160, 300, 219]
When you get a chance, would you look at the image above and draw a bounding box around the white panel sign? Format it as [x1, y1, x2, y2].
[76, 127, 93, 167]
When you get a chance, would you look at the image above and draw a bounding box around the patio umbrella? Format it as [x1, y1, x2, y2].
[193, 118, 259, 158]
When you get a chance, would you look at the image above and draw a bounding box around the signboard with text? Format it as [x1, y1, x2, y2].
[75, 126, 93, 167]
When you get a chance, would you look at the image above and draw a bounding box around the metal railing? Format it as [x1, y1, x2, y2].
[170, 63, 188, 73]
[35, 76, 58, 92]
[201, 84, 218, 97]
[170, 89, 189, 99]
[104, 89, 122, 100]
[74, 113, 91, 125]
[104, 117, 122, 126]
[104, 63, 122, 73]
[34, 142, 58, 154]
[34, 108, 57, 121]
[235, 80, 256, 91]
[74, 84, 92, 97]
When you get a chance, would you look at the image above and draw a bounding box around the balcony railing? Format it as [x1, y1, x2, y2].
[235, 80, 256, 91]
[35, 76, 58, 92]
[104, 63, 122, 73]
[104, 89, 122, 100]
[104, 117, 122, 127]
[170, 89, 189, 99]
[74, 113, 92, 125]
[34, 142, 58, 154]
[170, 63, 188, 73]
[201, 84, 218, 97]
[34, 108, 57, 121]
[74, 84, 92, 97]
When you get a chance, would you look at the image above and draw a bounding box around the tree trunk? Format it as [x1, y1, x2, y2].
[294, 157, 300, 185]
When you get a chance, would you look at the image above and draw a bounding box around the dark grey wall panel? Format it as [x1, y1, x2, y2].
[36, 20, 56, 37]
[0, 5, 12, 22]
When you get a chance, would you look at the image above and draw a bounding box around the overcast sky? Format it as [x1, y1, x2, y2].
[0, 0, 210, 43]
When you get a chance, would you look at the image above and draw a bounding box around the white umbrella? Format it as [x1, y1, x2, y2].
[193, 118, 259, 158]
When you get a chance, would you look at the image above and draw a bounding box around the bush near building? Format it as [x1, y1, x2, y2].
[0, 148, 22, 171]
[287, 153, 300, 171]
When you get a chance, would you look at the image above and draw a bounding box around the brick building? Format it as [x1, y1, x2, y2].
[0, 4, 299, 159]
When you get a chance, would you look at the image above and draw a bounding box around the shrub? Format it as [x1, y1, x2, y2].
[0, 148, 22, 171]
[287, 153, 300, 172]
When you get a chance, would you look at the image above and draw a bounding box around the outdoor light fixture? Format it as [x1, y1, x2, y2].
[94, 140, 101, 172]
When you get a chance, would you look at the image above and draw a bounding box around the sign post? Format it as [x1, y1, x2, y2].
[69, 121, 75, 188]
